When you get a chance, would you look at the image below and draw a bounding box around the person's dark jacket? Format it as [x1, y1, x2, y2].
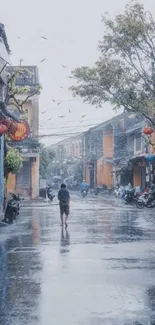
[58, 188, 70, 204]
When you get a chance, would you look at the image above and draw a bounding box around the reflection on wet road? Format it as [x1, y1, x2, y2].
[0, 194, 155, 324]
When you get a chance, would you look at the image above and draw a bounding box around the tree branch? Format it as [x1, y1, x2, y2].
[140, 112, 155, 126]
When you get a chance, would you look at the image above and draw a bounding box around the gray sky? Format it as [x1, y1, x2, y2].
[1, 0, 155, 144]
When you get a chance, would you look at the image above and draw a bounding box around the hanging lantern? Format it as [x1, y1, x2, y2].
[143, 126, 154, 135]
[146, 154, 155, 162]
[1, 118, 18, 134]
[0, 124, 8, 134]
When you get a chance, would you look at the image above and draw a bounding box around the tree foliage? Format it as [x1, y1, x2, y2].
[6, 68, 41, 113]
[39, 145, 55, 178]
[5, 148, 23, 176]
[70, 1, 155, 122]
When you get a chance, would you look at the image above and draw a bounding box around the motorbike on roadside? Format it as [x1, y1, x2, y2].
[136, 191, 155, 209]
[46, 185, 55, 201]
[2, 193, 24, 224]
[114, 185, 123, 198]
[124, 188, 140, 204]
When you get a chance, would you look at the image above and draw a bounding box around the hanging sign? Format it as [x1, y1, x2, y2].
[9, 120, 30, 141]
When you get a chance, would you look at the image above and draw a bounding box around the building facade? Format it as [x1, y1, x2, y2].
[49, 112, 155, 191]
[7, 66, 40, 198]
[81, 113, 147, 190]
[0, 23, 10, 209]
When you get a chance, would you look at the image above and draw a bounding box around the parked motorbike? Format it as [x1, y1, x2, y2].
[114, 186, 123, 198]
[124, 188, 139, 204]
[3, 193, 24, 224]
[95, 185, 113, 196]
[46, 185, 55, 201]
[137, 191, 155, 209]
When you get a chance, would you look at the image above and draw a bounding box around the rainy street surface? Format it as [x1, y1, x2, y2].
[1, 193, 155, 325]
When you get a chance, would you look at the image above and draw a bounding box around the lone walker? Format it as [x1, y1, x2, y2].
[58, 183, 70, 227]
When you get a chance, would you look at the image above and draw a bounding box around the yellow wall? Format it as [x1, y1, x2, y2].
[103, 163, 113, 188]
[102, 129, 114, 188]
[7, 157, 39, 199]
[31, 157, 39, 199]
[133, 167, 141, 187]
[85, 166, 90, 185]
[7, 173, 16, 194]
[97, 159, 103, 186]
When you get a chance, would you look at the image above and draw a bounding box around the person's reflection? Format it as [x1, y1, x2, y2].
[60, 227, 70, 253]
[32, 216, 40, 246]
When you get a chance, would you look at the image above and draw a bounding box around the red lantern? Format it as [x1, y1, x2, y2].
[143, 126, 154, 135]
[0, 124, 8, 134]
[1, 118, 17, 134]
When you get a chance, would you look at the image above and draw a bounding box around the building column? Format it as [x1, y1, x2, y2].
[31, 157, 40, 199]
[133, 166, 141, 187]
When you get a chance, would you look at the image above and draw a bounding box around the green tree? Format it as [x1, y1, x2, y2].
[39, 145, 55, 178]
[6, 67, 41, 113]
[4, 148, 23, 178]
[70, 1, 155, 125]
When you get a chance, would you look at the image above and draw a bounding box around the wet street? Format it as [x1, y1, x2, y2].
[0, 193, 155, 325]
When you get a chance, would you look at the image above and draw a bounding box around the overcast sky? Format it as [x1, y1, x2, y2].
[1, 0, 155, 144]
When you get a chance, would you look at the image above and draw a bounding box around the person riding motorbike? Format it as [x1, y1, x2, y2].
[80, 180, 89, 194]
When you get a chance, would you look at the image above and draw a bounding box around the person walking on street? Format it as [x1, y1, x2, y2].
[58, 183, 70, 227]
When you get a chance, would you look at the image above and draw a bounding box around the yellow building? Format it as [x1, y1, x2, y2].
[7, 66, 40, 199]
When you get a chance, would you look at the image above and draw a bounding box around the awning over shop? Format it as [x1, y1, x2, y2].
[130, 153, 146, 160]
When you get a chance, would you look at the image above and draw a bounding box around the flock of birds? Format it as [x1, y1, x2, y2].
[41, 97, 86, 123]
[15, 35, 89, 129]
[28, 35, 88, 125]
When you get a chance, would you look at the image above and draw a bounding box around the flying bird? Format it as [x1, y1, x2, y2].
[41, 111, 46, 114]
[40, 58, 46, 63]
[17, 36, 20, 39]
[57, 101, 62, 105]
[48, 117, 52, 120]
[60, 86, 64, 89]
[52, 99, 56, 102]
[82, 115, 86, 118]
[67, 76, 74, 79]
[80, 120, 83, 124]
[58, 115, 65, 118]
[69, 109, 71, 113]
[41, 36, 47, 40]
[61, 65, 67, 68]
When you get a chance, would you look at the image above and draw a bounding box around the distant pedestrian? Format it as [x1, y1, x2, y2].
[58, 183, 70, 227]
